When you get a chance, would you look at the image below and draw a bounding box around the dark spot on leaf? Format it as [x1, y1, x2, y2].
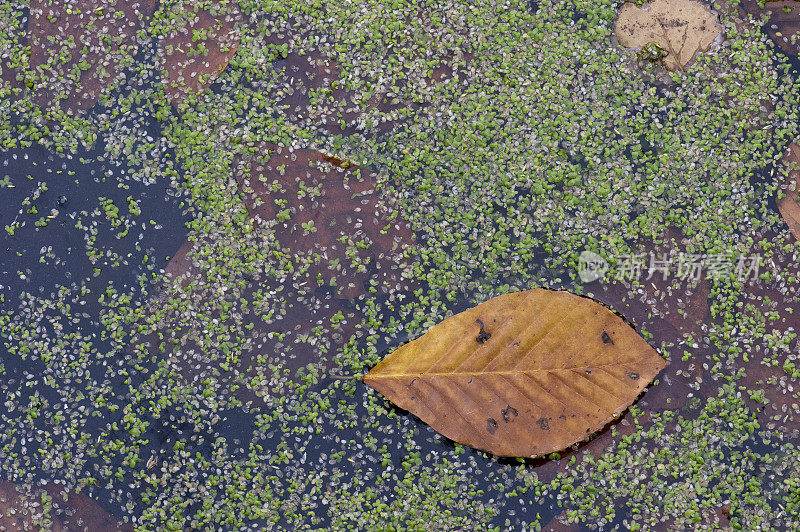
[601, 330, 614, 344]
[537, 417, 550, 431]
[585, 370, 591, 375]
[475, 318, 491, 343]
[629, 372, 639, 380]
[486, 418, 498, 434]
[501, 405, 518, 423]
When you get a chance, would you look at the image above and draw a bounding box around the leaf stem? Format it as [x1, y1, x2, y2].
[328, 373, 363, 380]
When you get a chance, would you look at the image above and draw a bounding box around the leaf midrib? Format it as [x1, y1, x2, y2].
[367, 361, 651, 379]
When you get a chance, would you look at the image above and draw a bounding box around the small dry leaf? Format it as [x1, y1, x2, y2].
[778, 143, 800, 240]
[364, 289, 667, 457]
[615, 0, 721, 71]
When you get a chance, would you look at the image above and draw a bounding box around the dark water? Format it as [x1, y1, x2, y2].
[0, 92, 769, 532]
[2, 3, 800, 530]
[0, 137, 190, 522]
[0, 148, 186, 301]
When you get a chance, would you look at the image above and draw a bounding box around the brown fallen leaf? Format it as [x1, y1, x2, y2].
[28, 0, 156, 112]
[238, 144, 415, 300]
[777, 142, 800, 240]
[739, 1, 800, 56]
[737, 248, 800, 435]
[132, 237, 362, 404]
[0, 9, 27, 94]
[162, 238, 196, 289]
[659, 502, 732, 530]
[158, 1, 242, 105]
[0, 480, 131, 531]
[363, 289, 667, 458]
[614, 0, 721, 71]
[250, 14, 472, 137]
[275, 47, 420, 137]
